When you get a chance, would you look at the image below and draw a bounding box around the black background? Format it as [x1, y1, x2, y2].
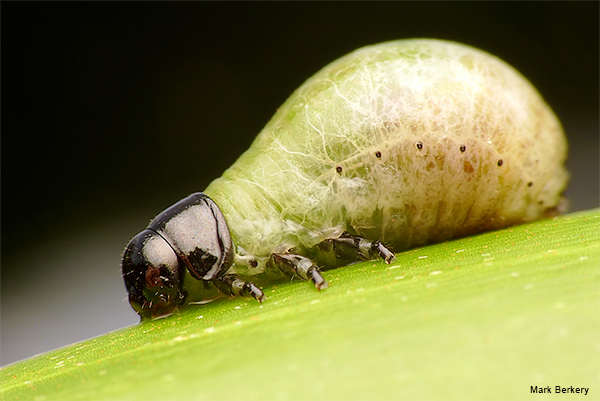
[2, 2, 598, 366]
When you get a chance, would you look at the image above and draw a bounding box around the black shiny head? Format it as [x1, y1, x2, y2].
[122, 230, 187, 318]
[122, 193, 234, 318]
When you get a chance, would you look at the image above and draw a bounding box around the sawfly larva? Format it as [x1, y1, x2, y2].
[122, 39, 569, 318]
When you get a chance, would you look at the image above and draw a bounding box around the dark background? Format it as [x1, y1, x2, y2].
[2, 2, 598, 366]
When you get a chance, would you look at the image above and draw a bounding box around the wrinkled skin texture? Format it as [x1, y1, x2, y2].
[204, 39, 568, 279]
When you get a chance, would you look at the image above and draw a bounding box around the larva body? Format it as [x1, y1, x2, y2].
[205, 39, 568, 277]
[123, 39, 568, 318]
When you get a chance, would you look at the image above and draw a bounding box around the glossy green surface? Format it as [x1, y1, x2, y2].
[2, 210, 598, 400]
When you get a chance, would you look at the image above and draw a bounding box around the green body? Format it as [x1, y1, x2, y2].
[204, 39, 568, 278]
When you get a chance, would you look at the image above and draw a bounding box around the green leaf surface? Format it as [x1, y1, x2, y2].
[2, 210, 599, 401]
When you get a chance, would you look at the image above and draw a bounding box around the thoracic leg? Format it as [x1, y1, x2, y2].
[316, 232, 396, 264]
[270, 253, 328, 290]
[215, 274, 266, 302]
[270, 233, 394, 292]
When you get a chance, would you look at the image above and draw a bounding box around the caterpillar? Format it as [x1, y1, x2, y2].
[122, 39, 569, 318]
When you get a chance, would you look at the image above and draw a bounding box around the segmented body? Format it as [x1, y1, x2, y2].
[204, 39, 568, 278]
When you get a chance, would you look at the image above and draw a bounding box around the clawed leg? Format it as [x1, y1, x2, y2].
[215, 274, 266, 302]
[370, 240, 396, 264]
[317, 232, 396, 264]
[269, 233, 393, 293]
[271, 253, 329, 290]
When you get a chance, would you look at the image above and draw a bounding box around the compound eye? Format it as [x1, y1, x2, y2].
[122, 230, 186, 318]
[148, 193, 234, 281]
